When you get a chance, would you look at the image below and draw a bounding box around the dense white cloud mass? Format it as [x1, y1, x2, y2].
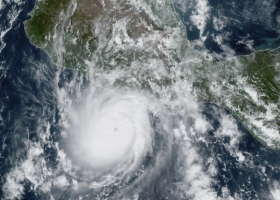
[3, 71, 280, 199]
[271, 181, 280, 200]
[63, 88, 153, 170]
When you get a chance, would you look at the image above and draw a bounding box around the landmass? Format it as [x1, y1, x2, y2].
[24, 0, 280, 149]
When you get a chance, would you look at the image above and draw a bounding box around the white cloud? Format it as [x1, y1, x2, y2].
[59, 85, 153, 171]
[53, 175, 70, 188]
[271, 181, 280, 200]
[2, 143, 50, 199]
[215, 112, 245, 162]
[3, 170, 24, 200]
[194, 117, 210, 133]
[172, 118, 235, 200]
[213, 16, 227, 31]
[190, 0, 210, 37]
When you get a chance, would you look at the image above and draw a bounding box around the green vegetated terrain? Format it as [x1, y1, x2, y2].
[25, 0, 100, 74]
[190, 50, 280, 148]
[24, 0, 168, 75]
[24, 0, 280, 149]
[239, 51, 280, 147]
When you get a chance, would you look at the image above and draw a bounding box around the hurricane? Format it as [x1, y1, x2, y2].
[53, 70, 175, 198]
[1, 0, 280, 199]
[59, 85, 153, 172]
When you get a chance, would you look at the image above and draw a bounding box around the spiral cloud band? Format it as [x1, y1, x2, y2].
[63, 88, 153, 171]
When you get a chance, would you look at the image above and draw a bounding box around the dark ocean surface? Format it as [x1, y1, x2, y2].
[174, 0, 280, 60]
[0, 0, 280, 199]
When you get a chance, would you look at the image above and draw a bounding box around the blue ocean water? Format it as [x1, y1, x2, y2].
[174, 0, 280, 59]
[0, 0, 280, 199]
[0, 1, 59, 199]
